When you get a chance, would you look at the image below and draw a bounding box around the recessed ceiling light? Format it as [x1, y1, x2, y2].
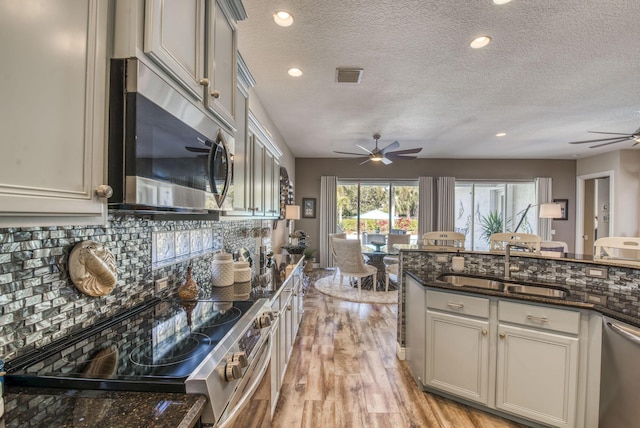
[493, 0, 513, 4]
[288, 68, 303, 77]
[470, 36, 492, 49]
[496, 132, 507, 137]
[273, 11, 293, 27]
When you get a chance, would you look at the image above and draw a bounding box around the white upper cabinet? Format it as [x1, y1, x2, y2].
[144, 0, 206, 101]
[0, 0, 109, 226]
[143, 0, 239, 130]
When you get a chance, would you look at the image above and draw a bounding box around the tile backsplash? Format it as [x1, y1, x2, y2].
[0, 214, 270, 360]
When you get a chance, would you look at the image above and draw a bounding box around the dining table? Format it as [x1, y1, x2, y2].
[360, 245, 398, 291]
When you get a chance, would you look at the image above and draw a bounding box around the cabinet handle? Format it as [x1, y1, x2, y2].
[482, 329, 487, 336]
[199, 78, 210, 86]
[286, 305, 291, 311]
[526, 315, 548, 323]
[447, 302, 464, 309]
[211, 89, 221, 99]
[95, 185, 113, 198]
[499, 332, 506, 339]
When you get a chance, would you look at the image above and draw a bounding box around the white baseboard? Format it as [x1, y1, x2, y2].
[396, 342, 406, 360]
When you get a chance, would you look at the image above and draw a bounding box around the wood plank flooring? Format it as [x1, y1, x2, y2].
[272, 272, 528, 428]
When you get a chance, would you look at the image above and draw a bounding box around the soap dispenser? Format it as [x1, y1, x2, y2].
[451, 251, 465, 272]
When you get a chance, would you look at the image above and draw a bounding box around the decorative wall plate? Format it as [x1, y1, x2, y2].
[69, 240, 118, 297]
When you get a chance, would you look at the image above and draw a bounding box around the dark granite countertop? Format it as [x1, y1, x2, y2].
[3, 387, 207, 428]
[406, 270, 640, 329]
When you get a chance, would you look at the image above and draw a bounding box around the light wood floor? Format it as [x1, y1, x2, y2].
[271, 272, 528, 428]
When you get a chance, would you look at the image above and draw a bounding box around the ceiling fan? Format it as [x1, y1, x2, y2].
[568, 126, 640, 149]
[334, 133, 422, 165]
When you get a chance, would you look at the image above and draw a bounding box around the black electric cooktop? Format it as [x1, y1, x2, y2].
[5, 298, 255, 392]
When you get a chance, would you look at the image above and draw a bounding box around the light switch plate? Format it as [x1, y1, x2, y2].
[155, 277, 169, 293]
[435, 255, 448, 263]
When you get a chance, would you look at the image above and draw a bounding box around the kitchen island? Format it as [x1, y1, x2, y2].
[397, 246, 640, 428]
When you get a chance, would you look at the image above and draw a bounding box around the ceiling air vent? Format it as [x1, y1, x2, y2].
[335, 68, 363, 83]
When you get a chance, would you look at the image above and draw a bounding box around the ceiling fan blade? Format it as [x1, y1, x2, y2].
[588, 131, 634, 136]
[387, 148, 423, 155]
[589, 138, 632, 149]
[359, 158, 371, 165]
[185, 146, 211, 153]
[334, 150, 368, 156]
[568, 136, 632, 144]
[379, 141, 400, 154]
[380, 157, 393, 165]
[386, 154, 418, 160]
[356, 144, 373, 154]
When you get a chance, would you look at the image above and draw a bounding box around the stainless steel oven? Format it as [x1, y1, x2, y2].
[108, 58, 233, 213]
[5, 298, 273, 427]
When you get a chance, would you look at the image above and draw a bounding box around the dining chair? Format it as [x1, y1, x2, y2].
[331, 238, 378, 294]
[489, 232, 541, 253]
[540, 240, 569, 256]
[383, 233, 411, 265]
[594, 237, 640, 262]
[329, 233, 347, 279]
[384, 263, 399, 292]
[421, 231, 465, 250]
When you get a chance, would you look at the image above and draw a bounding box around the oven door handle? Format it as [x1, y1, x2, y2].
[216, 336, 273, 428]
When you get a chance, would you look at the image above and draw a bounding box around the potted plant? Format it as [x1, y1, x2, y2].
[303, 248, 316, 273]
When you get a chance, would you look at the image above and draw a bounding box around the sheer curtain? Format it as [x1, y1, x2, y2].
[436, 177, 455, 231]
[536, 177, 553, 240]
[319, 176, 337, 268]
[418, 177, 434, 237]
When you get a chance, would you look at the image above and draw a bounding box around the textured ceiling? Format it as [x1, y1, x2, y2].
[237, 0, 640, 160]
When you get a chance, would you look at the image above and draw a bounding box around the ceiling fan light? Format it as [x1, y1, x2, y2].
[470, 36, 491, 49]
[273, 11, 293, 27]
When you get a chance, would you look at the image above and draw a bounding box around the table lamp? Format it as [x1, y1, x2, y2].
[285, 205, 301, 244]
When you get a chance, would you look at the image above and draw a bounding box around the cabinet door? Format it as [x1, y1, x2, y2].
[205, 0, 237, 127]
[271, 157, 281, 218]
[0, 0, 108, 226]
[405, 276, 426, 385]
[496, 324, 578, 427]
[426, 310, 490, 405]
[229, 86, 251, 213]
[145, 0, 206, 100]
[251, 136, 265, 216]
[270, 321, 280, 417]
[263, 151, 275, 216]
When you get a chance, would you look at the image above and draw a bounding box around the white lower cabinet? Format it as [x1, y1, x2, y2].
[416, 286, 584, 427]
[496, 301, 579, 428]
[426, 310, 490, 404]
[270, 262, 304, 416]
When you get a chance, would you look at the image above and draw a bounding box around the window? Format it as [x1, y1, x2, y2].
[455, 181, 537, 251]
[336, 180, 419, 243]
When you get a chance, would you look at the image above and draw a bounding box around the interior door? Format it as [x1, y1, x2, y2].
[583, 179, 596, 255]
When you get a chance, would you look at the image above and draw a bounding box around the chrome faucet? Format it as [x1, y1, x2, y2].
[504, 243, 527, 279]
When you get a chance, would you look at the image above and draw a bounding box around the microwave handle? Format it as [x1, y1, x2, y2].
[216, 336, 273, 428]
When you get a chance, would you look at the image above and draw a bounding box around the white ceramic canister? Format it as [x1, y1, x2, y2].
[451, 252, 465, 272]
[211, 252, 234, 287]
[233, 261, 251, 283]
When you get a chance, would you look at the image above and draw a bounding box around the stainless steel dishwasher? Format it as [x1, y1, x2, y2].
[599, 315, 640, 428]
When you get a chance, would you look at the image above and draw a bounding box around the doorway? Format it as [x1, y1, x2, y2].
[576, 172, 612, 255]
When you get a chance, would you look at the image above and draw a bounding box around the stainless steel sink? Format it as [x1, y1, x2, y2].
[506, 284, 568, 299]
[436, 274, 569, 299]
[437, 274, 506, 291]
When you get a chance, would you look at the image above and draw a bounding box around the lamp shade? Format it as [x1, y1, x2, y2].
[539, 203, 562, 219]
[285, 205, 301, 220]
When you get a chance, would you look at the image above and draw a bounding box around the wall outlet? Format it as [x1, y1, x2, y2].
[586, 267, 608, 279]
[155, 277, 169, 293]
[435, 255, 448, 263]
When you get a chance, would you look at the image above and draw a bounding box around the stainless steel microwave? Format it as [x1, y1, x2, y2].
[108, 58, 232, 213]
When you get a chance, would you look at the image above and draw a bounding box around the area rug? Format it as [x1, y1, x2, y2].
[313, 275, 398, 304]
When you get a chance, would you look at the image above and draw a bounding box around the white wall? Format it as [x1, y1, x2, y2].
[577, 149, 640, 237]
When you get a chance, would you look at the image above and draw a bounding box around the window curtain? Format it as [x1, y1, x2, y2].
[536, 177, 553, 240]
[418, 177, 434, 237]
[319, 176, 337, 268]
[436, 177, 455, 231]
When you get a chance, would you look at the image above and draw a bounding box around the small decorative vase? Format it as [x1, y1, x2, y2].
[178, 267, 199, 300]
